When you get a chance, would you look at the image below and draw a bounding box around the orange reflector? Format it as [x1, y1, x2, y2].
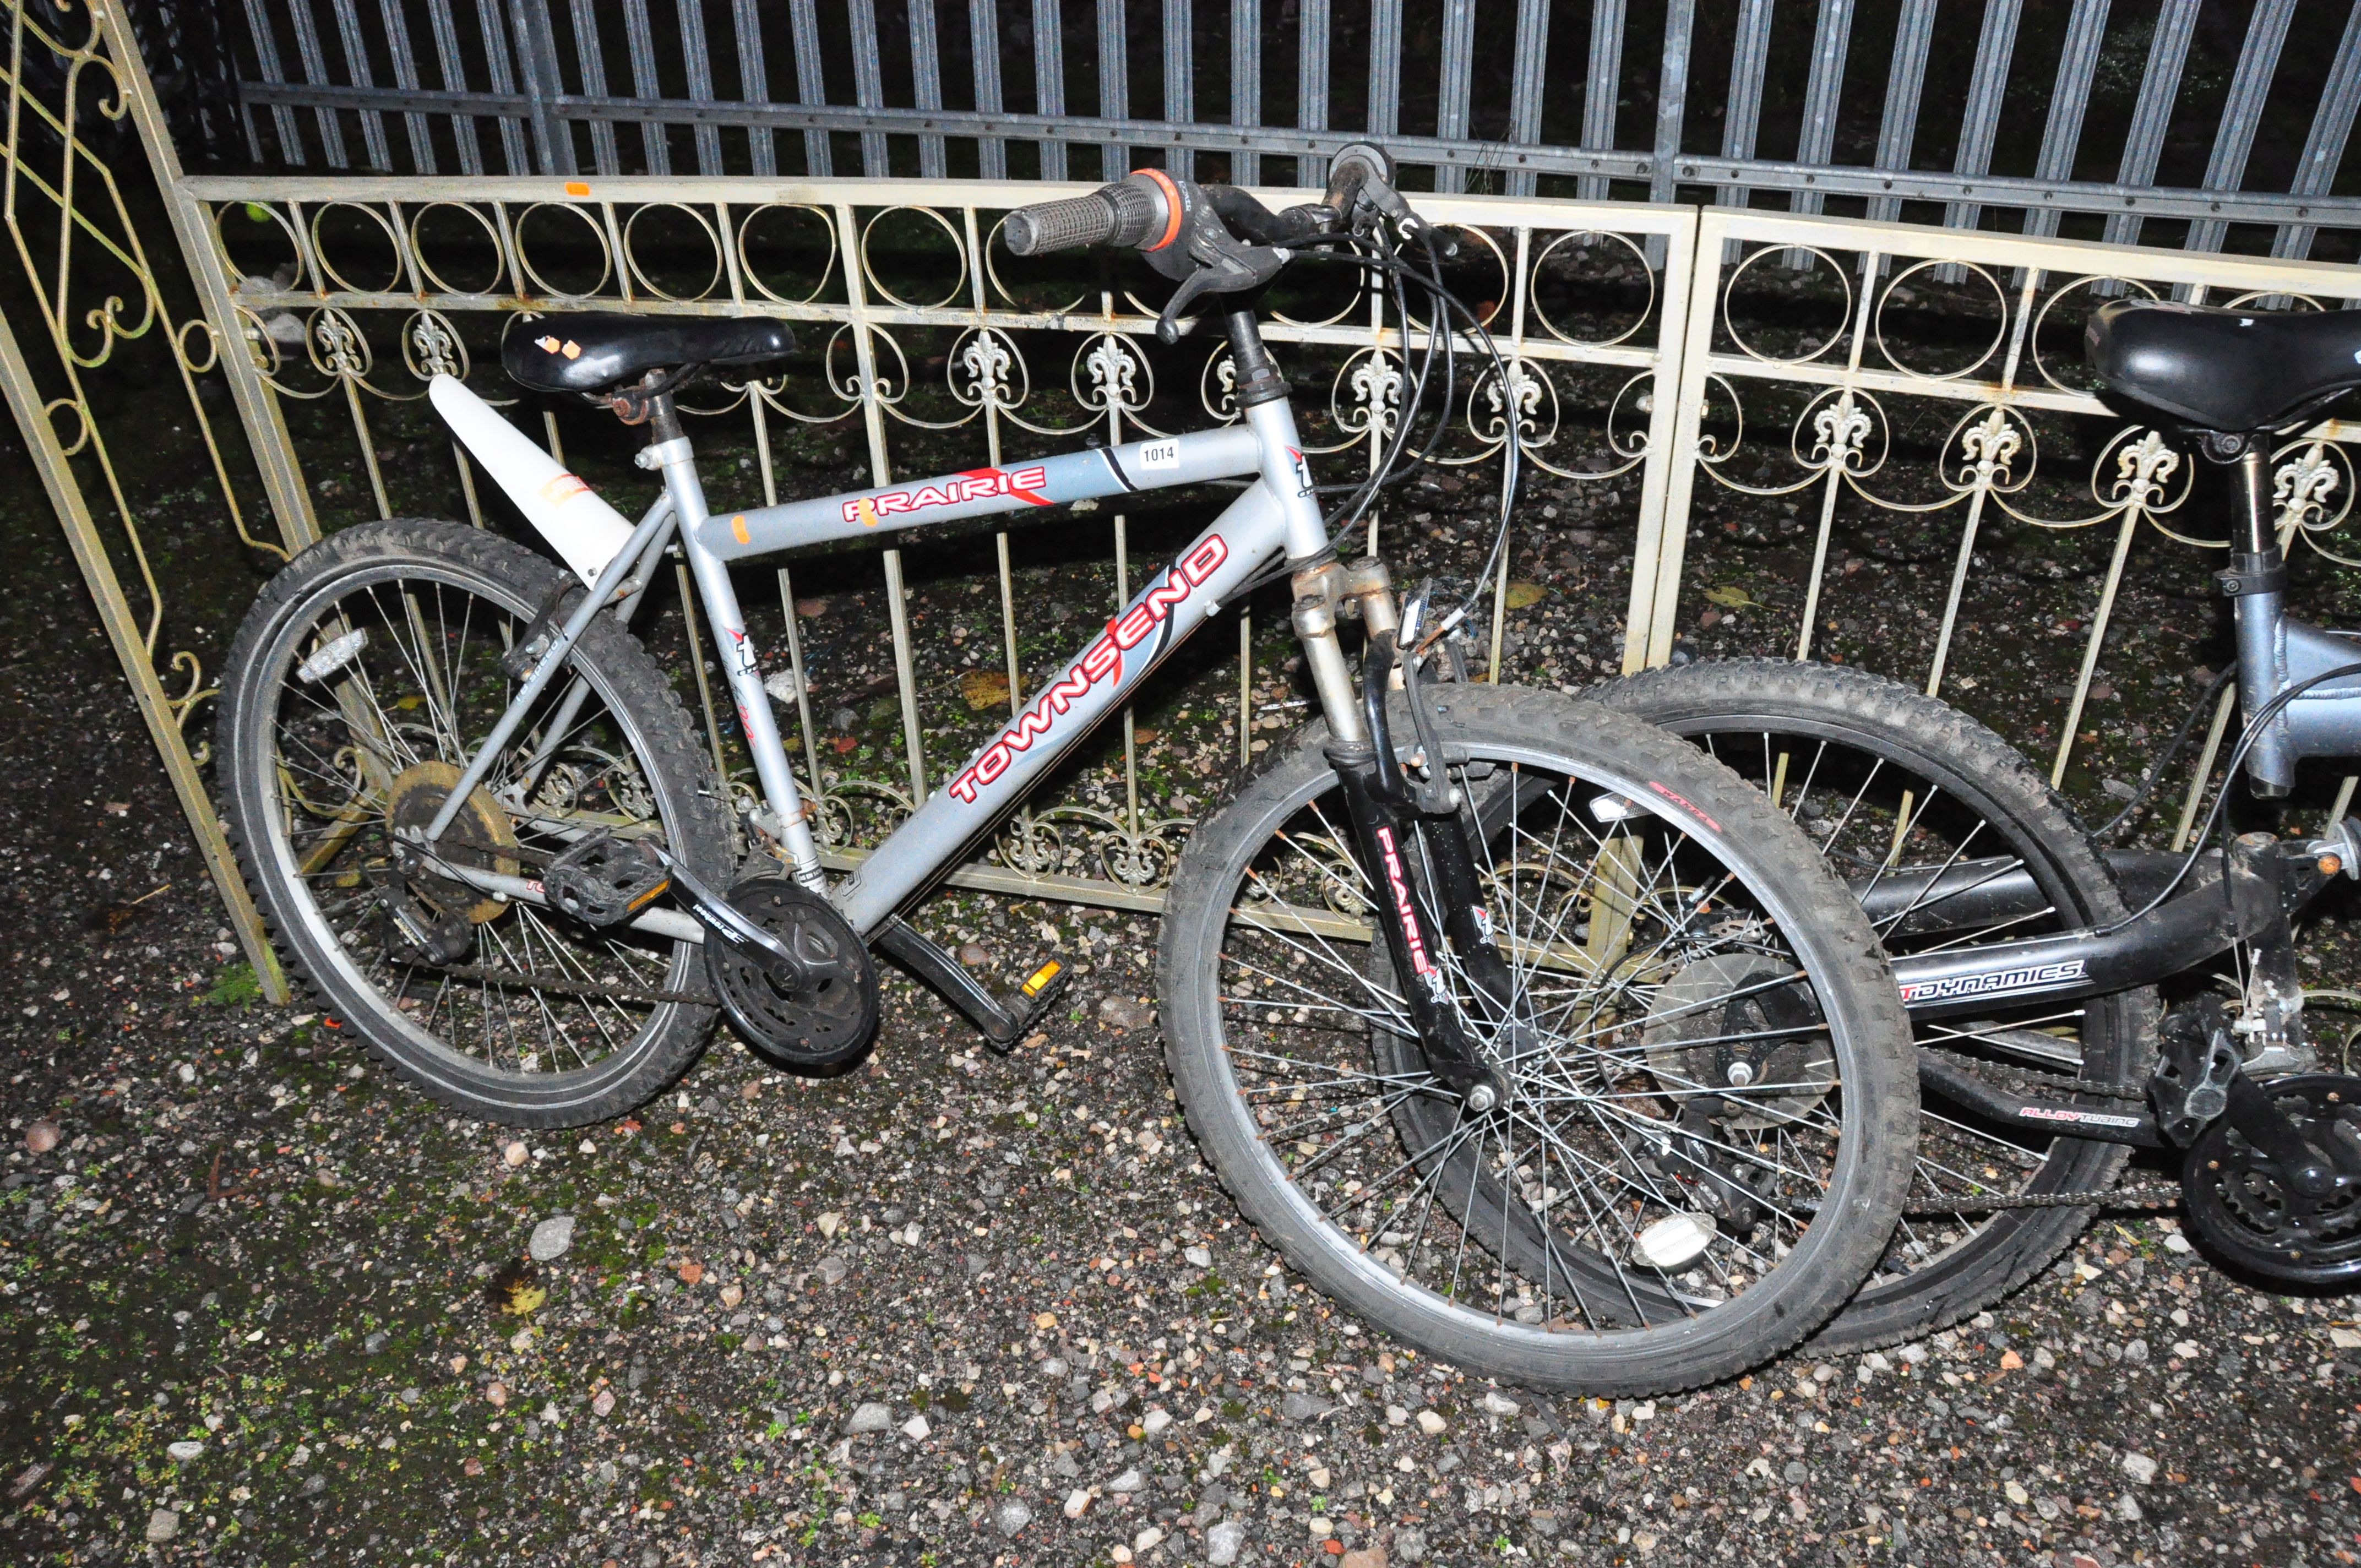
[564, 180, 590, 197]
[731, 514, 749, 545]
[2322, 854, 2344, 876]
[1021, 960, 1062, 997]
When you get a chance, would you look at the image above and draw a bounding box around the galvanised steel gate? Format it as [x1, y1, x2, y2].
[221, 2, 2361, 259]
[15, 0, 2361, 1000]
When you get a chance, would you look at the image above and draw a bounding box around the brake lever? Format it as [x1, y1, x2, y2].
[1154, 244, 1289, 344]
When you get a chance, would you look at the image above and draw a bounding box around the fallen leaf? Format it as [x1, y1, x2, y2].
[1502, 580, 1546, 610]
[960, 669, 1011, 710]
[677, 1261, 705, 1286]
[1998, 1349, 2023, 1371]
[486, 1261, 544, 1316]
[830, 735, 859, 754]
[1703, 584, 1761, 610]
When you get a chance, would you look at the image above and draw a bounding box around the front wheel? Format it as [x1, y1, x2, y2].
[1157, 686, 1917, 1395]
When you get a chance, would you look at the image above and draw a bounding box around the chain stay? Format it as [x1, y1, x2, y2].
[396, 959, 716, 1008]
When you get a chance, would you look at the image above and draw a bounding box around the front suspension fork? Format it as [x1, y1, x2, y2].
[1294, 564, 1512, 1106]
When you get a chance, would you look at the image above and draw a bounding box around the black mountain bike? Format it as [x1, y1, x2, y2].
[1597, 298, 2361, 1348]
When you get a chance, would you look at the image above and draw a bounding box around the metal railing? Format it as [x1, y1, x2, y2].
[17, 0, 2361, 971]
[217, 2, 2361, 258]
[173, 168, 1699, 906]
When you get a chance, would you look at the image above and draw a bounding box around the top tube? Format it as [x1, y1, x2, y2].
[697, 425, 1264, 562]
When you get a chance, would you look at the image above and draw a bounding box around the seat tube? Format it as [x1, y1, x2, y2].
[645, 408, 827, 886]
[2228, 445, 2297, 796]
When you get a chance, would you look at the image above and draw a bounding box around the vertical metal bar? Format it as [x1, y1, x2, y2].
[1367, 0, 1402, 138]
[972, 0, 1009, 178]
[1230, 0, 1260, 186]
[327, 0, 393, 169]
[1789, 0, 1856, 219]
[1036, 0, 1068, 178]
[787, 0, 831, 176]
[833, 204, 928, 798]
[2050, 508, 2142, 787]
[1867, 0, 1937, 222]
[1942, 0, 2024, 242]
[1163, 0, 1193, 179]
[509, 0, 576, 175]
[2172, 683, 2239, 852]
[2016, 0, 2113, 238]
[375, 0, 436, 171]
[1717, 0, 1775, 208]
[909, 0, 949, 178]
[1504, 0, 1549, 197]
[425, 0, 481, 175]
[849, 0, 890, 174]
[1579, 0, 1626, 200]
[2185, 0, 2300, 255]
[675, 562, 733, 792]
[476, 0, 533, 173]
[729, 0, 777, 176]
[1295, 0, 1328, 186]
[620, 0, 672, 174]
[1625, 208, 1706, 673]
[2103, 0, 2199, 248]
[676, 0, 726, 174]
[287, 0, 351, 167]
[238, 0, 305, 164]
[1098, 0, 1129, 177]
[1238, 609, 1252, 770]
[563, 0, 621, 173]
[2276, 6, 2361, 260]
[1434, 0, 1475, 193]
[1647, 0, 1693, 209]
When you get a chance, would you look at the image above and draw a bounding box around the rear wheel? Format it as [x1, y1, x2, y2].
[1157, 686, 1917, 1394]
[220, 519, 730, 1126]
[1593, 658, 2157, 1348]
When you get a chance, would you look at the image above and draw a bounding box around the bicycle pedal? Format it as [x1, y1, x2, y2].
[1010, 959, 1070, 1025]
[544, 830, 671, 928]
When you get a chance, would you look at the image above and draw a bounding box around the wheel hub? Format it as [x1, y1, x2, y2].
[383, 760, 520, 924]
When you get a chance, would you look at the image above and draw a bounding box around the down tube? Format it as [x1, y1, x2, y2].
[835, 482, 1291, 934]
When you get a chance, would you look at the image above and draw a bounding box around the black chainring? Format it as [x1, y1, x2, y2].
[2181, 1073, 2361, 1286]
[704, 875, 878, 1070]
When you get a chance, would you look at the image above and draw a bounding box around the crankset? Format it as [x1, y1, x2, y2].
[703, 874, 879, 1070]
[2181, 1072, 2361, 1285]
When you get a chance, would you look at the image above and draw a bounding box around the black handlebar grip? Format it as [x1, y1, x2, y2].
[1005, 175, 1172, 255]
[1004, 192, 1121, 256]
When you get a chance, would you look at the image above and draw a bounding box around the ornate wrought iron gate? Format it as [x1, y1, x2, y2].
[13, 1, 2361, 993]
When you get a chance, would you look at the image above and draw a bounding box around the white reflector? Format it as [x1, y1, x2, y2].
[296, 627, 368, 684]
[1631, 1212, 1716, 1271]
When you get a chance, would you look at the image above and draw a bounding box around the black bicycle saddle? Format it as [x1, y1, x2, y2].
[501, 311, 797, 395]
[2085, 298, 2361, 434]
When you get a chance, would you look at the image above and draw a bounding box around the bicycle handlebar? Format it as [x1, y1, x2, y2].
[1004, 175, 1173, 256]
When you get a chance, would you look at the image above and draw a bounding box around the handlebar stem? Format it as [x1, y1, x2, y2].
[1223, 308, 1290, 409]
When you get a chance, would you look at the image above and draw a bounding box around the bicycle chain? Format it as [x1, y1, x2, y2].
[395, 959, 717, 1009]
[1905, 1052, 2178, 1213]
[1901, 1184, 2185, 1217]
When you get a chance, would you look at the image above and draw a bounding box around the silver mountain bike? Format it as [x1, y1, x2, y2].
[219, 146, 1916, 1390]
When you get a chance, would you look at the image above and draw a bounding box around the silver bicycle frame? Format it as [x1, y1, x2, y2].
[430, 394, 1338, 937]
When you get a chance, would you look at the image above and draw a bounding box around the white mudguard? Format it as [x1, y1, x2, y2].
[428, 374, 635, 587]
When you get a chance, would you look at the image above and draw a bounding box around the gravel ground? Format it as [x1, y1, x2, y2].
[3, 427, 2360, 1568]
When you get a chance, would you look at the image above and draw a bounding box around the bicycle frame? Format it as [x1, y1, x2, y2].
[420, 342, 1347, 939]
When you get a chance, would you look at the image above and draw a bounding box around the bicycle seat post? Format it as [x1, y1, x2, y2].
[2222, 439, 2298, 797]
